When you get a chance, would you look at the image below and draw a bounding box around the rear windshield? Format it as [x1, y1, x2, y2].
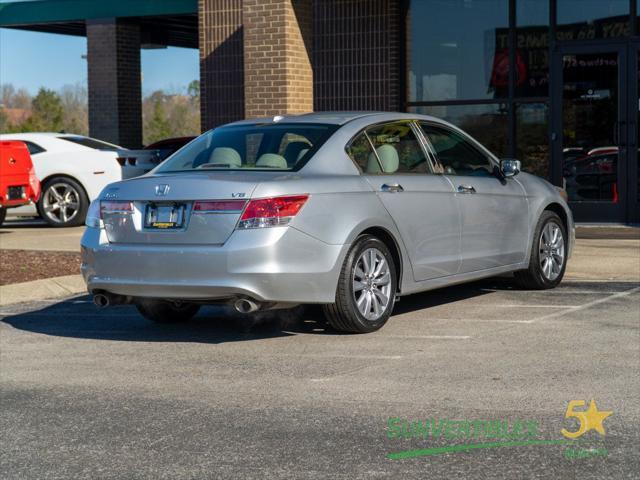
[155, 123, 338, 173]
[58, 136, 120, 151]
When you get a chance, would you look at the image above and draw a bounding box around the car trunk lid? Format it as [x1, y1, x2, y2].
[101, 172, 262, 245]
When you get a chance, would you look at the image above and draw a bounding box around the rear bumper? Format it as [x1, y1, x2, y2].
[81, 226, 347, 304]
[0, 172, 40, 208]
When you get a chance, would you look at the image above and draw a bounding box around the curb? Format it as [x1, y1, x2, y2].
[0, 274, 86, 306]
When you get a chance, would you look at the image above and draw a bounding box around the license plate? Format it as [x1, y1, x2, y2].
[144, 203, 186, 229]
[7, 186, 25, 200]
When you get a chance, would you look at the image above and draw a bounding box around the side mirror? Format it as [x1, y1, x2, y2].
[500, 159, 521, 178]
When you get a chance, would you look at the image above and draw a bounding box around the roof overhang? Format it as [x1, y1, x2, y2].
[0, 0, 198, 48]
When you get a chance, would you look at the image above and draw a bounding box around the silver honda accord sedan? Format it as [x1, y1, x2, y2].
[81, 112, 574, 333]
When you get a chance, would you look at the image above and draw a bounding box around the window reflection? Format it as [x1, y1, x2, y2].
[516, 0, 549, 97]
[409, 0, 509, 102]
[557, 0, 630, 40]
[516, 103, 549, 179]
[408, 104, 509, 158]
[561, 52, 619, 202]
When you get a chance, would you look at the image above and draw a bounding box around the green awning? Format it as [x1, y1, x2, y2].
[0, 0, 197, 26]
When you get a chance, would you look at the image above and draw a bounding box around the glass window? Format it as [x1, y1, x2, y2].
[409, 0, 509, 101]
[278, 133, 312, 166]
[346, 132, 375, 172]
[58, 136, 121, 151]
[516, 0, 550, 97]
[516, 103, 549, 179]
[364, 122, 430, 174]
[408, 104, 509, 157]
[557, 0, 630, 40]
[20, 141, 46, 155]
[561, 52, 619, 202]
[420, 123, 494, 177]
[155, 124, 338, 173]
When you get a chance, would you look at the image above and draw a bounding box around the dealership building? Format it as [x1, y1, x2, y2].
[1, 0, 639, 223]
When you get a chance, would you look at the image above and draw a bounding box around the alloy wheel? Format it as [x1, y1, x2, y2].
[42, 182, 81, 224]
[539, 222, 565, 281]
[352, 247, 392, 321]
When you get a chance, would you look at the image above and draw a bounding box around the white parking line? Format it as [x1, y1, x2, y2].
[488, 304, 580, 308]
[272, 353, 404, 360]
[383, 335, 471, 339]
[532, 286, 640, 323]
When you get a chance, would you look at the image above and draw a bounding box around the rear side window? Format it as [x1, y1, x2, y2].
[155, 123, 338, 173]
[21, 141, 46, 155]
[346, 133, 375, 171]
[58, 136, 120, 151]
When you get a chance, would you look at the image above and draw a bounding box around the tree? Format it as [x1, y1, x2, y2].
[20, 88, 64, 132]
[187, 80, 200, 100]
[144, 93, 172, 144]
[60, 84, 88, 135]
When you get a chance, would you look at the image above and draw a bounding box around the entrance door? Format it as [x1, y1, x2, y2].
[553, 44, 631, 222]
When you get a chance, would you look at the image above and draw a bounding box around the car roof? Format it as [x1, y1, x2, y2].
[224, 111, 444, 127]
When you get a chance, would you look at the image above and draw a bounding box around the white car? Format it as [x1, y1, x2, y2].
[0, 133, 124, 227]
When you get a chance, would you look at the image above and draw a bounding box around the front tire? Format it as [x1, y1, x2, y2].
[135, 300, 200, 324]
[514, 211, 567, 289]
[37, 176, 88, 227]
[0, 207, 6, 227]
[323, 235, 397, 333]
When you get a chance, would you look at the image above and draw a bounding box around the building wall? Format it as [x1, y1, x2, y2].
[198, 0, 244, 130]
[313, 0, 403, 111]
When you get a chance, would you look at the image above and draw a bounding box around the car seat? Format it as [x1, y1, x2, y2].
[366, 144, 399, 173]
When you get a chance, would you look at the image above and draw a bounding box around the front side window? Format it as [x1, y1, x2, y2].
[420, 123, 495, 177]
[354, 122, 430, 174]
[155, 123, 337, 173]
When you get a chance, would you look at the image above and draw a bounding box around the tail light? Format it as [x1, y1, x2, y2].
[87, 200, 134, 228]
[100, 201, 133, 214]
[237, 195, 308, 229]
[193, 200, 246, 213]
[115, 157, 137, 166]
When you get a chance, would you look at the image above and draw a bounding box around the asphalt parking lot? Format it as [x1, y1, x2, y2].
[1, 276, 639, 479]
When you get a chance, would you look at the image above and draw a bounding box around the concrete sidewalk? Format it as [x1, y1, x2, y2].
[0, 224, 83, 252]
[0, 275, 86, 306]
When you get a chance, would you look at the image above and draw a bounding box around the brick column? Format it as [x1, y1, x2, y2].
[87, 18, 142, 148]
[243, 0, 313, 118]
[198, 0, 245, 130]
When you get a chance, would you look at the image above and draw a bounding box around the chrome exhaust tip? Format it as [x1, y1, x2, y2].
[234, 298, 260, 314]
[93, 293, 110, 308]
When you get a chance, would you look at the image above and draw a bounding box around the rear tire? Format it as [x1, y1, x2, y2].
[37, 176, 88, 227]
[514, 211, 567, 290]
[135, 300, 200, 324]
[0, 207, 6, 227]
[323, 235, 397, 333]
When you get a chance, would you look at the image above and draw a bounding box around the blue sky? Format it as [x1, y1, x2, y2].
[0, 28, 199, 95]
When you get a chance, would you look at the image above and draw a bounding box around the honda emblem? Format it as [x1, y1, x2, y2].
[155, 184, 170, 196]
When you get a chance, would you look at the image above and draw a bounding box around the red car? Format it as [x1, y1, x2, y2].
[0, 141, 41, 226]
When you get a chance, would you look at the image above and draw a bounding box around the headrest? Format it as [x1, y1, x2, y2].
[256, 153, 287, 169]
[366, 144, 399, 173]
[209, 147, 241, 167]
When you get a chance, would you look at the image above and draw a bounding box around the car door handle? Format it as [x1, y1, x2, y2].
[381, 183, 404, 193]
[457, 185, 476, 194]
